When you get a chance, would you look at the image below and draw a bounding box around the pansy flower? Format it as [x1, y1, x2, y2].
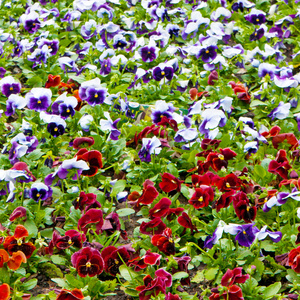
[159, 173, 182, 193]
[197, 45, 218, 63]
[0, 283, 10, 300]
[232, 191, 257, 223]
[20, 11, 41, 33]
[0, 76, 21, 97]
[140, 217, 167, 235]
[268, 101, 291, 120]
[151, 228, 175, 255]
[29, 182, 52, 202]
[26, 88, 52, 112]
[153, 65, 174, 81]
[189, 185, 214, 209]
[56, 289, 84, 300]
[268, 149, 291, 179]
[76, 148, 103, 176]
[5, 94, 28, 116]
[55, 230, 86, 250]
[288, 246, 300, 273]
[245, 8, 266, 25]
[73, 137, 95, 149]
[72, 191, 100, 211]
[45, 74, 61, 88]
[139, 136, 162, 162]
[178, 212, 198, 234]
[71, 247, 104, 277]
[9, 206, 27, 222]
[149, 197, 171, 218]
[100, 112, 121, 140]
[3, 225, 36, 258]
[225, 223, 259, 247]
[77, 208, 103, 235]
[138, 39, 159, 62]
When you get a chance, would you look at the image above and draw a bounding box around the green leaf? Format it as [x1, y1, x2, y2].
[254, 165, 266, 178]
[111, 180, 126, 197]
[26, 149, 45, 161]
[22, 278, 38, 290]
[51, 278, 70, 289]
[119, 265, 137, 281]
[51, 255, 67, 265]
[263, 282, 281, 298]
[219, 133, 231, 148]
[181, 185, 191, 199]
[172, 272, 189, 280]
[192, 270, 204, 283]
[24, 218, 38, 238]
[204, 268, 219, 281]
[116, 208, 135, 217]
[66, 274, 84, 289]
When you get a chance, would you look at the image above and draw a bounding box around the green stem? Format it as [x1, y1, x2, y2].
[187, 242, 215, 261]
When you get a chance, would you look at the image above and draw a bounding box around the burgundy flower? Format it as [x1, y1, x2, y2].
[157, 116, 178, 132]
[76, 148, 103, 176]
[208, 70, 218, 86]
[201, 138, 221, 150]
[73, 137, 95, 149]
[261, 125, 281, 138]
[166, 293, 181, 300]
[166, 207, 185, 221]
[9, 207, 27, 222]
[159, 173, 182, 193]
[72, 191, 100, 211]
[272, 133, 299, 150]
[212, 190, 235, 212]
[71, 247, 104, 277]
[178, 212, 198, 234]
[149, 197, 171, 218]
[215, 173, 241, 192]
[136, 274, 166, 300]
[173, 255, 191, 286]
[229, 81, 251, 104]
[3, 225, 36, 258]
[140, 217, 166, 235]
[191, 172, 219, 188]
[101, 212, 126, 238]
[221, 267, 249, 287]
[56, 230, 86, 249]
[233, 192, 257, 223]
[151, 228, 175, 256]
[206, 148, 237, 172]
[77, 209, 103, 235]
[129, 250, 161, 272]
[268, 149, 292, 179]
[209, 285, 244, 300]
[56, 289, 84, 300]
[288, 246, 300, 273]
[189, 185, 214, 209]
[102, 246, 130, 276]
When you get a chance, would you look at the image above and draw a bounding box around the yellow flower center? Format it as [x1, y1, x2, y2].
[76, 197, 80, 202]
[37, 100, 41, 104]
[118, 42, 122, 46]
[218, 154, 224, 160]
[243, 231, 246, 234]
[10, 87, 13, 91]
[66, 109, 70, 113]
[36, 193, 40, 198]
[254, 32, 257, 36]
[105, 64, 107, 67]
[86, 262, 91, 268]
[54, 127, 58, 131]
[206, 50, 209, 54]
[256, 18, 259, 22]
[114, 259, 119, 265]
[17, 238, 23, 246]
[148, 51, 150, 54]
[68, 240, 72, 245]
[48, 45, 51, 49]
[226, 182, 230, 188]
[161, 71, 165, 76]
[199, 196, 203, 202]
[94, 94, 98, 98]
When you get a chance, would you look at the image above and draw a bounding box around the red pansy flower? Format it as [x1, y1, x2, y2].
[166, 293, 181, 300]
[191, 172, 219, 188]
[3, 225, 36, 258]
[189, 88, 209, 101]
[206, 148, 237, 172]
[0, 249, 9, 267]
[72, 191, 100, 211]
[288, 246, 300, 273]
[136, 274, 166, 300]
[229, 81, 251, 103]
[56, 288, 84, 300]
[159, 173, 182, 193]
[56, 230, 86, 250]
[201, 138, 221, 150]
[45, 74, 61, 88]
[7, 250, 27, 270]
[261, 125, 281, 138]
[209, 285, 244, 300]
[208, 70, 218, 86]
[215, 173, 241, 192]
[166, 207, 184, 221]
[11, 162, 36, 181]
[77, 209, 103, 235]
[71, 247, 104, 277]
[76, 148, 103, 176]
[272, 133, 299, 150]
[0, 283, 10, 300]
[149, 197, 171, 218]
[212, 190, 235, 212]
[151, 228, 175, 256]
[129, 250, 161, 272]
[102, 246, 130, 276]
[140, 217, 166, 235]
[157, 116, 178, 131]
[178, 212, 198, 234]
[268, 149, 292, 179]
[232, 192, 257, 223]
[73, 137, 95, 149]
[9, 206, 27, 222]
[221, 267, 249, 287]
[102, 212, 127, 239]
[189, 185, 214, 209]
[173, 255, 191, 286]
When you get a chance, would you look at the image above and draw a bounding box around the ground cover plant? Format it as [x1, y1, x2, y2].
[0, 0, 300, 299]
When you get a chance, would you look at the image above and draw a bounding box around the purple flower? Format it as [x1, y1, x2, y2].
[225, 223, 259, 247]
[11, 133, 38, 153]
[139, 136, 162, 162]
[166, 24, 180, 37]
[139, 40, 159, 62]
[100, 112, 121, 140]
[0, 67, 6, 78]
[232, 0, 255, 11]
[20, 11, 41, 33]
[40, 112, 67, 137]
[37, 38, 59, 56]
[5, 95, 28, 116]
[52, 92, 77, 119]
[151, 100, 175, 124]
[174, 128, 198, 143]
[256, 226, 282, 243]
[197, 45, 218, 63]
[100, 59, 112, 75]
[81, 20, 99, 39]
[29, 182, 52, 202]
[9, 142, 28, 164]
[263, 191, 300, 212]
[0, 76, 21, 97]
[113, 34, 127, 49]
[58, 57, 78, 73]
[258, 63, 276, 79]
[153, 66, 174, 81]
[250, 27, 265, 41]
[79, 78, 108, 106]
[204, 221, 226, 249]
[245, 8, 266, 25]
[26, 88, 52, 112]
[27, 45, 51, 68]
[199, 109, 227, 137]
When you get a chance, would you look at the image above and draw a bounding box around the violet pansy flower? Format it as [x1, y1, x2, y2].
[40, 112, 67, 137]
[139, 136, 162, 162]
[199, 109, 227, 137]
[258, 63, 276, 80]
[29, 182, 53, 202]
[52, 92, 77, 119]
[197, 45, 218, 63]
[9, 142, 28, 165]
[81, 19, 99, 40]
[255, 226, 282, 243]
[225, 223, 259, 247]
[245, 8, 266, 25]
[26, 88, 52, 112]
[5, 95, 28, 116]
[138, 39, 159, 63]
[78, 114, 94, 132]
[151, 100, 175, 124]
[204, 220, 227, 249]
[153, 65, 174, 81]
[268, 101, 291, 120]
[99, 112, 121, 140]
[174, 128, 198, 143]
[20, 11, 41, 34]
[0, 76, 21, 97]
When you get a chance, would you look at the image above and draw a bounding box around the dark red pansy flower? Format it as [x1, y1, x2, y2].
[208, 70, 218, 86]
[229, 81, 251, 104]
[127, 125, 166, 146]
[3, 225, 36, 258]
[166, 207, 184, 221]
[102, 246, 130, 276]
[45, 74, 61, 88]
[212, 190, 235, 212]
[159, 173, 182, 193]
[9, 206, 27, 222]
[72, 191, 100, 211]
[209, 285, 244, 300]
[129, 250, 161, 272]
[166, 293, 181, 300]
[173, 255, 191, 286]
[178, 212, 198, 234]
[189, 185, 214, 209]
[56, 288, 84, 300]
[206, 153, 228, 172]
[221, 267, 249, 287]
[136, 274, 166, 300]
[151, 228, 175, 256]
[71, 247, 104, 277]
[188, 160, 210, 175]
[233, 192, 257, 223]
[289, 246, 300, 273]
[157, 116, 178, 131]
[192, 172, 219, 188]
[268, 149, 292, 179]
[73, 137, 95, 149]
[272, 133, 299, 150]
[56, 230, 86, 250]
[201, 138, 221, 150]
[77, 209, 103, 235]
[101, 212, 126, 238]
[215, 173, 241, 192]
[189, 88, 209, 101]
[76, 148, 103, 176]
[261, 125, 281, 138]
[149, 197, 172, 218]
[140, 217, 166, 235]
[0, 283, 10, 300]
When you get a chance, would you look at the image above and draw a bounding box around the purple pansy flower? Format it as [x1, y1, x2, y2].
[151, 100, 175, 124]
[258, 63, 276, 79]
[139, 136, 162, 162]
[225, 223, 259, 247]
[20, 11, 41, 33]
[153, 65, 174, 81]
[268, 101, 291, 120]
[256, 226, 282, 243]
[8, 142, 28, 165]
[29, 182, 52, 202]
[100, 112, 121, 141]
[40, 112, 67, 137]
[79, 78, 108, 106]
[197, 45, 218, 63]
[245, 8, 266, 25]
[52, 92, 77, 119]
[232, 0, 255, 11]
[138, 39, 159, 63]
[204, 221, 227, 249]
[0, 76, 21, 97]
[5, 95, 28, 116]
[11, 133, 38, 153]
[27, 45, 52, 68]
[100, 59, 112, 75]
[199, 109, 227, 137]
[166, 24, 180, 37]
[81, 20, 99, 39]
[113, 34, 127, 49]
[174, 128, 198, 143]
[37, 38, 59, 56]
[26, 88, 52, 112]
[263, 191, 300, 212]
[58, 57, 78, 73]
